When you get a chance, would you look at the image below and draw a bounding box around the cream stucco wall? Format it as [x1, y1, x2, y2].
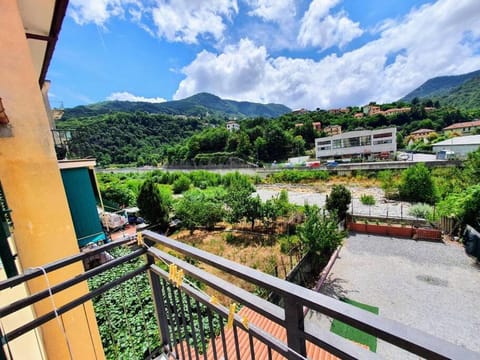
[0, 2, 104, 359]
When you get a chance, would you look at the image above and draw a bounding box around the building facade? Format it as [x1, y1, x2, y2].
[315, 127, 397, 159]
[432, 135, 480, 159]
[443, 119, 480, 135]
[0, 2, 104, 359]
[226, 120, 240, 132]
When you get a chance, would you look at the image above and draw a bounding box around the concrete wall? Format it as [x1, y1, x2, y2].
[0, 2, 104, 359]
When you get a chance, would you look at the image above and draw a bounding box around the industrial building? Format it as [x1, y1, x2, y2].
[315, 127, 397, 160]
[432, 135, 480, 159]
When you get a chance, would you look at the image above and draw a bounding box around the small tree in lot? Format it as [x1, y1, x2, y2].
[137, 179, 172, 233]
[298, 205, 345, 256]
[325, 184, 352, 220]
[398, 163, 436, 204]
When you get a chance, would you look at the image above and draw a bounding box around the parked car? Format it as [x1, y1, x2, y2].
[326, 160, 338, 167]
[306, 161, 321, 168]
[398, 153, 409, 161]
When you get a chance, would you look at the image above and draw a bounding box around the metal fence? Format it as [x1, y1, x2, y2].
[1, 232, 478, 360]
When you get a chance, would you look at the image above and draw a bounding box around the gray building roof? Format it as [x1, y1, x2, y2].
[433, 135, 480, 147]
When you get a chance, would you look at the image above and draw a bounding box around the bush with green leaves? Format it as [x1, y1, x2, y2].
[398, 163, 436, 204]
[437, 184, 480, 229]
[174, 188, 225, 233]
[278, 235, 301, 254]
[88, 247, 160, 359]
[88, 247, 222, 359]
[267, 169, 329, 183]
[409, 203, 434, 220]
[378, 170, 399, 199]
[360, 194, 376, 206]
[172, 175, 191, 194]
[325, 184, 352, 220]
[298, 205, 345, 255]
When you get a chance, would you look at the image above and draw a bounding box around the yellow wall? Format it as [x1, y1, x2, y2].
[0, 2, 104, 359]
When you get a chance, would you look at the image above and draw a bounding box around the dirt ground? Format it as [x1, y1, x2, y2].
[170, 229, 300, 303]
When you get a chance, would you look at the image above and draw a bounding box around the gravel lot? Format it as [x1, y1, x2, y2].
[306, 234, 480, 359]
[255, 184, 417, 219]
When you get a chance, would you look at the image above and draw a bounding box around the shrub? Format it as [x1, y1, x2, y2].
[172, 175, 191, 194]
[398, 163, 436, 204]
[360, 194, 376, 206]
[278, 235, 300, 254]
[325, 185, 352, 220]
[298, 205, 345, 255]
[409, 203, 433, 220]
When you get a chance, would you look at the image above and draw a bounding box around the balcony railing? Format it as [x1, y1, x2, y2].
[1, 231, 478, 359]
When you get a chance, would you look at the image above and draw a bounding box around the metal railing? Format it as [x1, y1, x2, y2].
[1, 232, 478, 360]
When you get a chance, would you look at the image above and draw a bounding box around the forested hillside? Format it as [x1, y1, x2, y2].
[61, 112, 204, 165]
[401, 69, 480, 106]
[432, 76, 480, 109]
[60, 98, 480, 166]
[62, 92, 291, 120]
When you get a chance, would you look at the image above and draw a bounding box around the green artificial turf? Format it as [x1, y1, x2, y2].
[330, 298, 379, 352]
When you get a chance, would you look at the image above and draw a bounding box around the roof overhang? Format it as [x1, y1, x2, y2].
[17, 0, 69, 87]
[58, 159, 97, 170]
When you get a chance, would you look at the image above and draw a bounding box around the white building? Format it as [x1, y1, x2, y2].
[432, 135, 480, 159]
[226, 120, 240, 132]
[315, 127, 397, 159]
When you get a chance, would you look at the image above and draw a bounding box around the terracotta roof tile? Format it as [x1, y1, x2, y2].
[191, 307, 341, 359]
[443, 119, 480, 130]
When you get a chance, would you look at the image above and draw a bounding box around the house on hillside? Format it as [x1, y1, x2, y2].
[383, 107, 411, 116]
[324, 124, 342, 136]
[226, 120, 240, 132]
[443, 119, 480, 135]
[363, 105, 381, 116]
[312, 122, 322, 131]
[409, 128, 435, 141]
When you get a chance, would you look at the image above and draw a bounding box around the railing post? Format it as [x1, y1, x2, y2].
[284, 295, 307, 358]
[147, 254, 170, 350]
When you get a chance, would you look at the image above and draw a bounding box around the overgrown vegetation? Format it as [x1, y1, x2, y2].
[360, 194, 376, 206]
[88, 247, 160, 359]
[409, 203, 434, 220]
[325, 185, 352, 220]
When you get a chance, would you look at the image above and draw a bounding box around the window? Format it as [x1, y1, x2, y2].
[373, 132, 392, 139]
[332, 139, 342, 149]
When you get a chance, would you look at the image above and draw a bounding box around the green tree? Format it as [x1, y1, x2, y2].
[174, 189, 225, 233]
[325, 185, 352, 220]
[398, 163, 436, 204]
[224, 178, 258, 228]
[137, 179, 172, 232]
[298, 205, 345, 255]
[437, 184, 480, 230]
[463, 148, 480, 186]
[172, 175, 191, 194]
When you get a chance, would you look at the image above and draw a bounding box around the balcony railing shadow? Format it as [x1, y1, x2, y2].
[1, 231, 478, 360]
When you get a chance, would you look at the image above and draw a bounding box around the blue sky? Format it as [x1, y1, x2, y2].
[48, 0, 480, 110]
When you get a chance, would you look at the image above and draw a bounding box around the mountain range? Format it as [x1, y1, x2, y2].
[62, 93, 291, 120]
[401, 69, 480, 108]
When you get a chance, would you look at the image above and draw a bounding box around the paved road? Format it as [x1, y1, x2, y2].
[305, 234, 480, 359]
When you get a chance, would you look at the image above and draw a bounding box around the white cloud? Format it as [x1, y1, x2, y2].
[297, 0, 363, 50]
[151, 0, 238, 44]
[174, 0, 480, 109]
[245, 0, 296, 23]
[107, 92, 167, 103]
[69, 0, 141, 26]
